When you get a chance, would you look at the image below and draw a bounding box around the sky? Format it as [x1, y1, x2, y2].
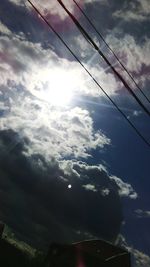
[0, 0, 150, 266]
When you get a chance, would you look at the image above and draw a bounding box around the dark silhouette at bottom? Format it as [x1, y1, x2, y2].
[45, 239, 131, 267]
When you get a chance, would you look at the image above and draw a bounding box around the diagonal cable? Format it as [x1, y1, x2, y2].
[57, 0, 150, 118]
[72, 0, 150, 105]
[26, 0, 150, 148]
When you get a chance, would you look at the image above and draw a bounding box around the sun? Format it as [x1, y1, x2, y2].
[33, 68, 80, 107]
[45, 71, 73, 106]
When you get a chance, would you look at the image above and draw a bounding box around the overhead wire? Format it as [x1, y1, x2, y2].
[26, 0, 150, 148]
[72, 0, 150, 105]
[57, 0, 150, 118]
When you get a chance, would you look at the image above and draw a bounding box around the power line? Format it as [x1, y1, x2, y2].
[26, 0, 150, 148]
[57, 0, 150, 118]
[72, 0, 150, 105]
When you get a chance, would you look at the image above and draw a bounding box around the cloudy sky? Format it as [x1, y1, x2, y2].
[0, 0, 150, 266]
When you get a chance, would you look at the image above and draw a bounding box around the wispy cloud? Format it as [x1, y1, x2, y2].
[135, 209, 150, 218]
[113, 0, 150, 22]
[8, 0, 105, 21]
[106, 34, 150, 82]
[117, 235, 150, 267]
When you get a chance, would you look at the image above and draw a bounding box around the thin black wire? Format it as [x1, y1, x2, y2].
[72, 0, 150, 105]
[57, 0, 150, 118]
[26, 0, 150, 148]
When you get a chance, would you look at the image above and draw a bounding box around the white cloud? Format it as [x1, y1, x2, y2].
[101, 188, 110, 196]
[0, 12, 141, 194]
[0, 101, 9, 111]
[0, 33, 119, 97]
[0, 92, 110, 159]
[133, 110, 142, 117]
[0, 34, 54, 87]
[113, 0, 150, 22]
[31, 0, 76, 21]
[74, 35, 92, 58]
[110, 176, 138, 199]
[106, 34, 150, 85]
[0, 31, 125, 160]
[61, 160, 107, 175]
[117, 235, 150, 267]
[135, 209, 150, 218]
[60, 160, 137, 199]
[9, 0, 74, 14]
[82, 184, 98, 192]
[8, 0, 25, 6]
[127, 110, 142, 120]
[84, 0, 108, 4]
[132, 249, 150, 267]
[0, 21, 11, 35]
[8, 0, 106, 21]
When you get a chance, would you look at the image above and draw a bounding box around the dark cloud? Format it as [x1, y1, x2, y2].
[0, 129, 123, 248]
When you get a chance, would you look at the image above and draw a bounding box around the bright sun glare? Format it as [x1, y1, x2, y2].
[47, 78, 72, 106]
[33, 68, 80, 106]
